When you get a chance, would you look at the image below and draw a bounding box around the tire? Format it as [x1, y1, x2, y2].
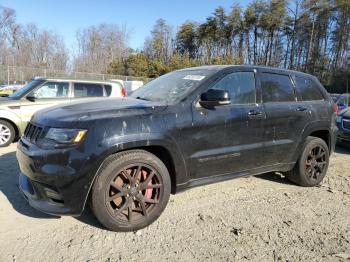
[0, 120, 15, 147]
[286, 136, 329, 187]
[91, 150, 171, 231]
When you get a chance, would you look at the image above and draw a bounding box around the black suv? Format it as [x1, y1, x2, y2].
[17, 66, 337, 231]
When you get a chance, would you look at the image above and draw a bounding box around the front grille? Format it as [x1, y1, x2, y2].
[23, 123, 46, 142]
[342, 118, 350, 131]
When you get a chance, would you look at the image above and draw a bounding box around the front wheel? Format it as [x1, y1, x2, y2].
[286, 136, 329, 187]
[0, 120, 15, 147]
[91, 150, 171, 231]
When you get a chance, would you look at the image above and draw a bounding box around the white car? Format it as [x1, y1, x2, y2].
[124, 80, 144, 94]
[109, 79, 143, 95]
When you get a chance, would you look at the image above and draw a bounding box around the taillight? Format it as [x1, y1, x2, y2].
[121, 87, 126, 97]
[333, 103, 339, 114]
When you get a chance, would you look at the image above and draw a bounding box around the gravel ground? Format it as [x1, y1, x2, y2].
[0, 143, 349, 262]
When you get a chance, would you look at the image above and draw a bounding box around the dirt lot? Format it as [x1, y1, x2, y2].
[0, 143, 349, 262]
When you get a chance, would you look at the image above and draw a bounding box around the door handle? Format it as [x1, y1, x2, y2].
[248, 110, 262, 116]
[296, 106, 307, 112]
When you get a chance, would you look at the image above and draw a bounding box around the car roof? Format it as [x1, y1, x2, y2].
[33, 77, 119, 85]
[178, 65, 315, 78]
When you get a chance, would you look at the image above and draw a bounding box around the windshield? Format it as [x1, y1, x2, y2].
[9, 79, 44, 99]
[130, 69, 216, 104]
[337, 95, 350, 106]
[331, 95, 339, 102]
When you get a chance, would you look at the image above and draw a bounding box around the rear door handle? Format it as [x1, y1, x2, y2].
[248, 110, 262, 116]
[296, 106, 307, 112]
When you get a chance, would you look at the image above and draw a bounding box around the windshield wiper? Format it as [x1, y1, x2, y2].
[136, 96, 151, 101]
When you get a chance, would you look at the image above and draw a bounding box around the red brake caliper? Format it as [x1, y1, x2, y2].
[141, 170, 153, 199]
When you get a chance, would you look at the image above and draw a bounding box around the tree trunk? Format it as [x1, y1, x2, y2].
[289, 1, 299, 69]
[253, 26, 258, 64]
[305, 15, 315, 71]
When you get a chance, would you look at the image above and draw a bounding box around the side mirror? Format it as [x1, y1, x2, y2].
[199, 89, 231, 108]
[26, 92, 37, 102]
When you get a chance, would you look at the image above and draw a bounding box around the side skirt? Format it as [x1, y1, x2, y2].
[175, 162, 295, 193]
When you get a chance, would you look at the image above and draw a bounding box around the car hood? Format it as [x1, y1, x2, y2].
[0, 96, 20, 107]
[31, 97, 168, 126]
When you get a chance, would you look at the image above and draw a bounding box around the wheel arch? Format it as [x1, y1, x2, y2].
[0, 117, 21, 141]
[290, 123, 334, 164]
[308, 129, 331, 150]
[98, 145, 180, 194]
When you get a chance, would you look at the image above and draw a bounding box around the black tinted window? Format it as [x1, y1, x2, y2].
[261, 73, 295, 102]
[74, 83, 104, 97]
[104, 85, 112, 96]
[295, 76, 324, 101]
[212, 72, 256, 104]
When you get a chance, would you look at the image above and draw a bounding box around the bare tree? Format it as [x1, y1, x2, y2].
[0, 6, 69, 70]
[74, 23, 130, 73]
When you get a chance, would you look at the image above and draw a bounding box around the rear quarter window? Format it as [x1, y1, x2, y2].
[260, 73, 295, 102]
[104, 85, 112, 96]
[295, 76, 324, 101]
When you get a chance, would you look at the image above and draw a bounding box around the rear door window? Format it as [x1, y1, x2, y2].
[74, 83, 104, 97]
[295, 76, 324, 101]
[260, 73, 295, 102]
[212, 71, 256, 104]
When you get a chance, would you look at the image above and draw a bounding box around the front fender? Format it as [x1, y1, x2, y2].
[102, 132, 187, 182]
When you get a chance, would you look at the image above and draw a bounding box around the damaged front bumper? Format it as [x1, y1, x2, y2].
[16, 138, 99, 216]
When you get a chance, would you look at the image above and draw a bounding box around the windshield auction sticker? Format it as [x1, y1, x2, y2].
[183, 75, 206, 81]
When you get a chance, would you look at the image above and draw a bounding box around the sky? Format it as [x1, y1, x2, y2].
[1, 0, 249, 51]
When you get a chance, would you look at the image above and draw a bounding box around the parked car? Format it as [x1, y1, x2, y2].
[17, 65, 337, 231]
[124, 80, 144, 94]
[109, 79, 143, 95]
[336, 107, 350, 144]
[0, 77, 125, 147]
[0, 84, 24, 97]
[334, 93, 350, 111]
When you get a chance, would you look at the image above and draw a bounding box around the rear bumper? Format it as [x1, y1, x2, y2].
[16, 138, 100, 216]
[337, 131, 350, 142]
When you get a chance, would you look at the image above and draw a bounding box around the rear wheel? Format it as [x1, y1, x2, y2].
[0, 120, 15, 147]
[91, 150, 171, 231]
[286, 136, 329, 187]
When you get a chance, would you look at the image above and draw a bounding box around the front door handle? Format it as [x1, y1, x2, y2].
[248, 110, 262, 116]
[296, 106, 307, 112]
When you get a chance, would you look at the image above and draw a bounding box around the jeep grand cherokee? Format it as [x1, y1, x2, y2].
[16, 65, 337, 231]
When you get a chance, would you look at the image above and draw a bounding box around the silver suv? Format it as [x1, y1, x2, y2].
[0, 77, 125, 147]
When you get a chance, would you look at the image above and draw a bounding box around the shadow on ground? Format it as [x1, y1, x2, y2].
[255, 172, 295, 185]
[0, 151, 57, 219]
[75, 206, 106, 230]
[335, 143, 350, 154]
[0, 150, 103, 227]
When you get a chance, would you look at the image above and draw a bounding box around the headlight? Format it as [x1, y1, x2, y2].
[45, 128, 87, 144]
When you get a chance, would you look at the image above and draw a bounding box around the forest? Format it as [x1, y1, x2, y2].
[1, 0, 349, 93]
